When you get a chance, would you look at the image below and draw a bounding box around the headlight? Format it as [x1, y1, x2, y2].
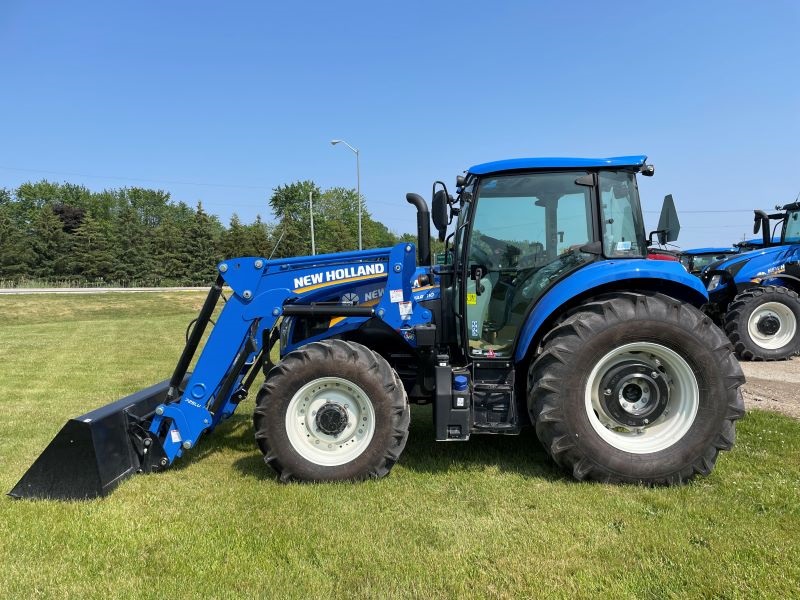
[706, 274, 722, 291]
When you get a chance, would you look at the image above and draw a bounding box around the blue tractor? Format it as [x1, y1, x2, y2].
[679, 237, 778, 276]
[679, 246, 740, 275]
[11, 156, 744, 500]
[703, 202, 800, 360]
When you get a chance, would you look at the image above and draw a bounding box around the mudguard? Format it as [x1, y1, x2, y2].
[513, 259, 708, 362]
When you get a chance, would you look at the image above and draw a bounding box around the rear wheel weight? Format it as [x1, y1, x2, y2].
[529, 292, 745, 485]
[724, 286, 800, 360]
[253, 339, 410, 482]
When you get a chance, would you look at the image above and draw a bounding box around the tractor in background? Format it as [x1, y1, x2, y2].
[702, 201, 800, 360]
[11, 156, 744, 500]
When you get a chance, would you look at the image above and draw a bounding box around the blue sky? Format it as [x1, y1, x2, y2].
[1, 1, 797, 248]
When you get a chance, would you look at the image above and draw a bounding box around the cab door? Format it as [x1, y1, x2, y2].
[464, 171, 594, 359]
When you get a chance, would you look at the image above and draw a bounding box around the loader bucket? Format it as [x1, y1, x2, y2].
[9, 379, 176, 501]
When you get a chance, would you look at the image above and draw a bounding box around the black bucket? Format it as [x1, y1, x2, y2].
[9, 379, 176, 501]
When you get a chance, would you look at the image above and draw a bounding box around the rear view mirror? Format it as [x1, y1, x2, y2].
[655, 194, 680, 244]
[432, 189, 449, 242]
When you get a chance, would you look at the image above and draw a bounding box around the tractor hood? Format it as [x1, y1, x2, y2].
[703, 245, 800, 296]
[707, 245, 789, 277]
[683, 246, 738, 256]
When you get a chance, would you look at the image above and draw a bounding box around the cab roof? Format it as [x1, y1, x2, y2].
[468, 155, 648, 176]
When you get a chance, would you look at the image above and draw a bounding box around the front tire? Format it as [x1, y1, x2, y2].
[529, 292, 745, 485]
[253, 340, 410, 482]
[724, 285, 800, 360]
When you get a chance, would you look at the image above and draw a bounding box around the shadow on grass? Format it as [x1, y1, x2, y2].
[183, 404, 568, 484]
[167, 413, 256, 473]
[399, 405, 566, 482]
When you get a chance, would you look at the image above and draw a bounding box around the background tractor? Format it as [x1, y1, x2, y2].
[11, 156, 744, 500]
[702, 201, 800, 360]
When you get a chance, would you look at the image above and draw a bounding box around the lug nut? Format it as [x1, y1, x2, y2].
[254, 259, 263, 269]
[243, 290, 252, 300]
[155, 406, 164, 415]
[182, 440, 192, 450]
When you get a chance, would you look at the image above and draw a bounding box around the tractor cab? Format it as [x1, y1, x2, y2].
[753, 201, 800, 247]
[431, 157, 678, 363]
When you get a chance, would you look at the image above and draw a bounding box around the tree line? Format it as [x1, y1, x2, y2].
[0, 180, 417, 287]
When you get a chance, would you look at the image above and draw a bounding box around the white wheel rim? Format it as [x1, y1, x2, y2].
[285, 377, 376, 466]
[585, 342, 699, 454]
[747, 301, 797, 350]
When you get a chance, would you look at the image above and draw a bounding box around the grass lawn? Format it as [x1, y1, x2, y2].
[1, 292, 799, 599]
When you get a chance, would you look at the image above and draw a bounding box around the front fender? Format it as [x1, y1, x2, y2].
[513, 259, 708, 362]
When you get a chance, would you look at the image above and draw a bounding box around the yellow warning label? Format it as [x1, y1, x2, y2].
[467, 293, 477, 305]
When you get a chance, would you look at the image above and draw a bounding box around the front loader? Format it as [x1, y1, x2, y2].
[11, 155, 745, 500]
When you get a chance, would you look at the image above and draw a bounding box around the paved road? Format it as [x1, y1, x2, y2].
[741, 359, 800, 419]
[0, 287, 207, 295]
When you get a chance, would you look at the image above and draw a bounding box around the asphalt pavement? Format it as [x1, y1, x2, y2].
[0, 287, 207, 294]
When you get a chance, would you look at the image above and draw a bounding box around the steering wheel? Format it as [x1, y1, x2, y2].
[519, 248, 582, 300]
[469, 245, 494, 270]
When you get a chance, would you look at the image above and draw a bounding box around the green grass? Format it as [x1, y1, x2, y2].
[1, 293, 799, 599]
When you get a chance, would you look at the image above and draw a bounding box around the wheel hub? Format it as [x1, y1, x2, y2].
[599, 360, 670, 427]
[315, 402, 349, 436]
[756, 314, 781, 336]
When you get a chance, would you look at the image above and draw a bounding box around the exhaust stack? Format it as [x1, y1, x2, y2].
[405, 193, 431, 266]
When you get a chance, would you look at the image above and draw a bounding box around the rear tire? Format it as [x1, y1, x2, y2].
[253, 340, 410, 482]
[529, 292, 745, 485]
[724, 285, 800, 360]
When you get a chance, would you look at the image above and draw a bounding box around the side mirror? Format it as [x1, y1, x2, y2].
[651, 194, 680, 245]
[432, 189, 449, 242]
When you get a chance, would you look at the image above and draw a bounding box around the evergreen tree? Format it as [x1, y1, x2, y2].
[152, 216, 190, 285]
[70, 215, 116, 281]
[30, 207, 69, 278]
[187, 202, 219, 284]
[241, 215, 272, 258]
[111, 204, 151, 284]
[220, 213, 254, 257]
[0, 208, 35, 279]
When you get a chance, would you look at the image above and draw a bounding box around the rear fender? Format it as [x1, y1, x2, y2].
[513, 259, 708, 363]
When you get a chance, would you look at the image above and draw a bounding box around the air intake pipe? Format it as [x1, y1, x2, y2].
[406, 193, 431, 266]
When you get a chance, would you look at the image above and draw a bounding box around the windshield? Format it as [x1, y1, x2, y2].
[688, 252, 738, 274]
[783, 210, 800, 243]
[599, 171, 647, 257]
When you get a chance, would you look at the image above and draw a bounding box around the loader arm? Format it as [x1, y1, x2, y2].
[149, 243, 428, 464]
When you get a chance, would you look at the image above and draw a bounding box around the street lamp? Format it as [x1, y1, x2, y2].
[330, 139, 362, 251]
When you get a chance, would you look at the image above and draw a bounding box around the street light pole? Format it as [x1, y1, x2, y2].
[330, 139, 362, 251]
[309, 191, 316, 255]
